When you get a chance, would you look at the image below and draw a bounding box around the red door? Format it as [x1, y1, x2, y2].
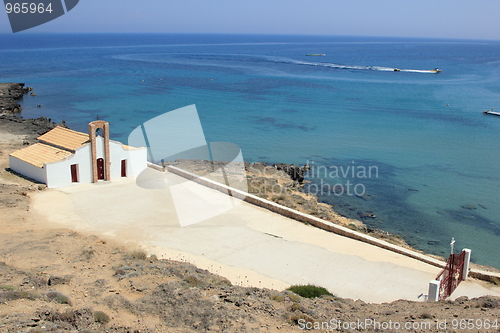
[70, 164, 78, 183]
[97, 158, 105, 180]
[121, 159, 127, 177]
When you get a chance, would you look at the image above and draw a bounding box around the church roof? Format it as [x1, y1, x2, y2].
[37, 126, 89, 152]
[10, 125, 145, 168]
[9, 143, 73, 168]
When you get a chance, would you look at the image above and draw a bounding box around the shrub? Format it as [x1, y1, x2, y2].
[94, 310, 110, 324]
[286, 284, 333, 299]
[290, 302, 303, 312]
[46, 290, 71, 305]
[0, 290, 38, 302]
[287, 293, 300, 302]
[59, 309, 75, 323]
[0, 285, 15, 291]
[184, 275, 203, 288]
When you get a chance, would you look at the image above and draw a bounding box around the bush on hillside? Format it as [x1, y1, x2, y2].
[286, 284, 333, 299]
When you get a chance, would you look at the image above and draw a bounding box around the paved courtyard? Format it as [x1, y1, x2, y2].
[31, 169, 500, 303]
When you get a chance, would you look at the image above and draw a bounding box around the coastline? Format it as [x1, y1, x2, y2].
[163, 159, 500, 276]
[0, 82, 32, 114]
[2, 81, 499, 273]
[164, 159, 406, 245]
[0, 83, 499, 331]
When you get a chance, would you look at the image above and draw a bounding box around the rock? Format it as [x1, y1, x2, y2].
[356, 193, 375, 201]
[0, 83, 30, 114]
[247, 162, 267, 172]
[273, 163, 306, 183]
[357, 211, 376, 218]
[47, 275, 72, 286]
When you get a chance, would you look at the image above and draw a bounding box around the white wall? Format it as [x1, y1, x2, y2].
[125, 145, 148, 178]
[45, 144, 92, 188]
[44, 137, 147, 188]
[9, 156, 47, 184]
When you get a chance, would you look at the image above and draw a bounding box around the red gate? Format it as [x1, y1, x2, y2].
[436, 250, 466, 300]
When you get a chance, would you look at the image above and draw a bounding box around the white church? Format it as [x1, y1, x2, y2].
[9, 120, 147, 188]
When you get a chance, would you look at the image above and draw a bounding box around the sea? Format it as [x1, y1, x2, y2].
[1, 33, 499, 268]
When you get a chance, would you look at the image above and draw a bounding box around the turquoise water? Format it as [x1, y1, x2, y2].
[1, 33, 499, 267]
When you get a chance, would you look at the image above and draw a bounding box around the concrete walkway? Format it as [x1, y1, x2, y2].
[31, 170, 500, 303]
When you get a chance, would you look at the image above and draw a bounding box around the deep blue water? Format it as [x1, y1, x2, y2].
[1, 33, 499, 268]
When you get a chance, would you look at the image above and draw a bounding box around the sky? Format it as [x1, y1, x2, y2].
[1, 0, 500, 40]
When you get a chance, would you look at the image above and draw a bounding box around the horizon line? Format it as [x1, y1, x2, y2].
[0, 31, 499, 42]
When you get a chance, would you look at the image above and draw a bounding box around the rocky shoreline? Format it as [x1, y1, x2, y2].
[163, 159, 500, 275]
[0, 82, 33, 114]
[0, 83, 499, 332]
[1, 80, 497, 272]
[164, 159, 419, 249]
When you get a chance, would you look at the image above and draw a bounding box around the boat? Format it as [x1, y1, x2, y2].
[306, 54, 325, 56]
[393, 67, 441, 73]
[483, 109, 500, 116]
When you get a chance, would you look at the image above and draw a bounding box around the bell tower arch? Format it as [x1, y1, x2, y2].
[88, 120, 111, 183]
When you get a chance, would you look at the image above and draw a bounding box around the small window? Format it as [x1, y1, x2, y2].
[70, 164, 79, 183]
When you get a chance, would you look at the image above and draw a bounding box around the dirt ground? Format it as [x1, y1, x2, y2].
[1, 116, 500, 332]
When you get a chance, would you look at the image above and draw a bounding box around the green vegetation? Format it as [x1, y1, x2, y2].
[289, 302, 304, 312]
[184, 275, 203, 287]
[287, 293, 300, 302]
[0, 285, 15, 291]
[45, 291, 71, 305]
[286, 284, 333, 299]
[94, 310, 111, 324]
[0, 290, 38, 302]
[269, 294, 284, 302]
